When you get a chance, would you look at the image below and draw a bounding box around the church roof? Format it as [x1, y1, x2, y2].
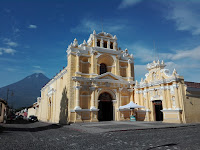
[185, 81, 200, 89]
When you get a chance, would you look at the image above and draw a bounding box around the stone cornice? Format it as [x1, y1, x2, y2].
[135, 85, 179, 94]
[135, 77, 180, 89]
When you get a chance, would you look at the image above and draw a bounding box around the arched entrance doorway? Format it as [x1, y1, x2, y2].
[98, 92, 113, 121]
[153, 100, 163, 121]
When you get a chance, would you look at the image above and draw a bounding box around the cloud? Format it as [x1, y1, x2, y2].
[126, 44, 155, 62]
[70, 18, 127, 34]
[6, 68, 17, 72]
[32, 69, 45, 74]
[33, 65, 41, 69]
[159, 45, 200, 61]
[164, 1, 200, 35]
[6, 41, 18, 47]
[3, 38, 18, 47]
[134, 64, 147, 81]
[128, 43, 200, 63]
[0, 47, 16, 55]
[118, 0, 143, 9]
[28, 24, 37, 29]
[32, 66, 44, 74]
[127, 42, 200, 82]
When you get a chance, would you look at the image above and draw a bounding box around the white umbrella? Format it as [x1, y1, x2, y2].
[119, 101, 145, 110]
[119, 101, 145, 120]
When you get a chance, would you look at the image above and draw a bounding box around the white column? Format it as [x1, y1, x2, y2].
[94, 37, 97, 47]
[107, 39, 110, 49]
[74, 85, 82, 110]
[100, 38, 103, 48]
[113, 41, 117, 50]
[90, 87, 96, 110]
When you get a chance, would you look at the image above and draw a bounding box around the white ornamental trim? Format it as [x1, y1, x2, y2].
[135, 77, 180, 89]
[41, 68, 67, 91]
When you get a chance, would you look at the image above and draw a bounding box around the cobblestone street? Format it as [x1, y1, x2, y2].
[1, 121, 200, 150]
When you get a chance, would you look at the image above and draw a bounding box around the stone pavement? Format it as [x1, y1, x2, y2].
[68, 121, 197, 133]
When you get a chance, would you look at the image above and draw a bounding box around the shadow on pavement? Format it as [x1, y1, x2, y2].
[147, 143, 178, 150]
[0, 124, 63, 133]
[6, 119, 32, 124]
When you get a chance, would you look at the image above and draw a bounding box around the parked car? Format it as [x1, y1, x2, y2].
[28, 115, 38, 122]
[7, 114, 16, 121]
[16, 115, 24, 120]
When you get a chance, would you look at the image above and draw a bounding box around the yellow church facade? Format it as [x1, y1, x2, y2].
[38, 31, 200, 124]
[38, 31, 135, 123]
[134, 60, 200, 123]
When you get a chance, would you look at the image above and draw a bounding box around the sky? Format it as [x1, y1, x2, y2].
[1, 0, 200, 87]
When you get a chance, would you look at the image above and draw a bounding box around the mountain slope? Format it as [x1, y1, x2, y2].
[0, 73, 49, 109]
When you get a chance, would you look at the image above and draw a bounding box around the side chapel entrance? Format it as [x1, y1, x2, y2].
[98, 92, 113, 121]
[153, 100, 163, 121]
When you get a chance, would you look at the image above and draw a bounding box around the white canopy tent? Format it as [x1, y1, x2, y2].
[119, 101, 145, 110]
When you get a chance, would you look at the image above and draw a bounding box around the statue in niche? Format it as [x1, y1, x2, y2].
[170, 86, 174, 95]
[152, 72, 156, 81]
[172, 96, 176, 108]
[159, 90, 162, 95]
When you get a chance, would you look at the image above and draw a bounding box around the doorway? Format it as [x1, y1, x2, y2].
[98, 92, 113, 121]
[153, 100, 163, 121]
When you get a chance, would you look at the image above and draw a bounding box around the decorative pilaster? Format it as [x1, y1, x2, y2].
[118, 88, 123, 121]
[115, 55, 120, 76]
[145, 89, 149, 109]
[90, 87, 98, 122]
[166, 86, 172, 109]
[145, 90, 151, 121]
[128, 59, 132, 81]
[128, 89, 134, 102]
[90, 50, 97, 77]
[76, 51, 81, 73]
[139, 90, 144, 107]
[161, 84, 167, 110]
[173, 83, 181, 109]
[119, 88, 123, 107]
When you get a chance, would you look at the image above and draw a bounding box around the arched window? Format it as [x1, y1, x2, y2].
[100, 63, 107, 74]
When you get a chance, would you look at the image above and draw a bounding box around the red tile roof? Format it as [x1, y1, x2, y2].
[185, 81, 200, 89]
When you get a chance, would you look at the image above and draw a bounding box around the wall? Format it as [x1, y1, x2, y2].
[28, 107, 36, 118]
[0, 102, 6, 123]
[184, 88, 200, 123]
